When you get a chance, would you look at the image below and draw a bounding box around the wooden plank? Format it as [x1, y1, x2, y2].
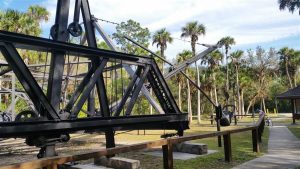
[170, 131, 223, 144]
[229, 126, 256, 134]
[169, 126, 257, 144]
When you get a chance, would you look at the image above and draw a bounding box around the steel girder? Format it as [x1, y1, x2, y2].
[164, 45, 219, 80]
[0, 31, 150, 65]
[0, 114, 189, 138]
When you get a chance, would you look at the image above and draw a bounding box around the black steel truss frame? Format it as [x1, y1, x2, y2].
[0, 30, 188, 135]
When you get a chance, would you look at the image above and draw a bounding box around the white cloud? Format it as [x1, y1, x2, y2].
[42, 0, 300, 58]
[3, 0, 12, 7]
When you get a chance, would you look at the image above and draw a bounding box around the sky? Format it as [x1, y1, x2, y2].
[1, 0, 299, 61]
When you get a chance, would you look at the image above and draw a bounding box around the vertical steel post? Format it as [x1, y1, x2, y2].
[45, 0, 70, 158]
[47, 0, 70, 114]
[81, 0, 95, 115]
[81, 0, 115, 149]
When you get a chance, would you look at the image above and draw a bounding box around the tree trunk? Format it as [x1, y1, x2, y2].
[196, 64, 201, 124]
[232, 80, 237, 117]
[191, 40, 196, 57]
[178, 82, 182, 110]
[294, 73, 297, 88]
[210, 90, 214, 118]
[189, 93, 192, 121]
[187, 79, 192, 122]
[236, 65, 241, 117]
[262, 98, 267, 113]
[212, 72, 218, 105]
[161, 46, 165, 74]
[225, 50, 229, 106]
[246, 100, 253, 115]
[246, 95, 258, 115]
[285, 60, 293, 89]
[241, 89, 245, 115]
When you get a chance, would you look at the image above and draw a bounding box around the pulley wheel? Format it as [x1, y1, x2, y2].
[68, 22, 83, 37]
[15, 110, 38, 122]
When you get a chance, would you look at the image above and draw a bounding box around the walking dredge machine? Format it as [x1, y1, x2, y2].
[0, 0, 224, 158]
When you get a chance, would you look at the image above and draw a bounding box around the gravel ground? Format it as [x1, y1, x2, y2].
[0, 133, 108, 167]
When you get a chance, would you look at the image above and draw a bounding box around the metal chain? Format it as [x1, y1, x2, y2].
[94, 17, 204, 45]
[93, 17, 120, 26]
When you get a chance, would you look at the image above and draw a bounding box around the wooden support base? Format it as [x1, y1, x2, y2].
[162, 141, 173, 169]
[223, 134, 232, 162]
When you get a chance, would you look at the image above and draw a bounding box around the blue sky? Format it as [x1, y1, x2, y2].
[1, 0, 299, 60]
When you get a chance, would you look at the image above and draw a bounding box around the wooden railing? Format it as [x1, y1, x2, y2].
[0, 114, 265, 169]
[233, 114, 258, 125]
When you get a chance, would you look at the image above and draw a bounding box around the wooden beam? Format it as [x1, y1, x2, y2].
[223, 134, 232, 162]
[0, 140, 167, 169]
[162, 140, 173, 169]
[252, 129, 260, 153]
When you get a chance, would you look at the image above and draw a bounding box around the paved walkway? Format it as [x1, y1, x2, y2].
[233, 126, 300, 169]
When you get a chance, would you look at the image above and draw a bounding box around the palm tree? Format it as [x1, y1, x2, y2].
[181, 21, 206, 57]
[176, 50, 193, 121]
[196, 63, 201, 124]
[27, 5, 49, 21]
[0, 9, 23, 33]
[181, 21, 205, 123]
[230, 50, 244, 116]
[26, 5, 49, 36]
[0, 6, 49, 114]
[152, 28, 173, 74]
[278, 0, 300, 15]
[0, 6, 49, 36]
[218, 37, 236, 61]
[201, 50, 223, 106]
[218, 36, 235, 106]
[292, 50, 300, 86]
[278, 47, 294, 88]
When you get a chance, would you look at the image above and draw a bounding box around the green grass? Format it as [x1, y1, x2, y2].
[116, 121, 269, 169]
[171, 128, 269, 169]
[288, 125, 300, 139]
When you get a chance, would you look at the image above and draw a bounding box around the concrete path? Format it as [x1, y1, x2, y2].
[233, 126, 300, 169]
